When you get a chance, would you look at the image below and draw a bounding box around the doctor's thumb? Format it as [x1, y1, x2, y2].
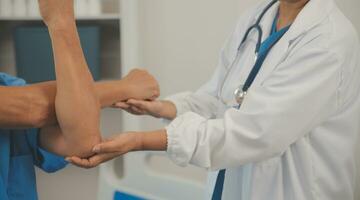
[92, 141, 118, 154]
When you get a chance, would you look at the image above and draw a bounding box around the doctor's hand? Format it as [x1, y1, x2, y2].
[66, 132, 142, 169]
[122, 69, 160, 101]
[38, 0, 75, 29]
[66, 129, 167, 169]
[114, 99, 177, 120]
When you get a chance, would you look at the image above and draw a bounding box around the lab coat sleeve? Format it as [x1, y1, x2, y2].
[166, 44, 342, 170]
[166, 10, 254, 119]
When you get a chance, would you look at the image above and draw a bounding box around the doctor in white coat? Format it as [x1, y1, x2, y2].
[68, 0, 360, 199]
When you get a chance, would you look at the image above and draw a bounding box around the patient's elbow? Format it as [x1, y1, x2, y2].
[68, 134, 101, 158]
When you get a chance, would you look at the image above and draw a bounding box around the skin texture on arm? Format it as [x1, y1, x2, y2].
[50, 24, 101, 158]
[0, 83, 56, 129]
[39, 0, 101, 157]
[0, 69, 159, 129]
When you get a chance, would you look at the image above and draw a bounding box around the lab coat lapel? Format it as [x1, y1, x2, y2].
[252, 0, 335, 85]
[287, 0, 334, 41]
[253, 0, 335, 42]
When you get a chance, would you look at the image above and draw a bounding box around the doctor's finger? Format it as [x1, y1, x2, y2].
[129, 105, 146, 115]
[67, 157, 95, 169]
[113, 103, 143, 115]
[93, 140, 121, 154]
[112, 102, 130, 109]
[127, 99, 150, 110]
[66, 154, 116, 169]
[119, 106, 141, 115]
[88, 152, 120, 165]
[148, 93, 160, 101]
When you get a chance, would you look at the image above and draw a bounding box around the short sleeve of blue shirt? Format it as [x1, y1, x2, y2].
[26, 129, 68, 173]
[0, 73, 67, 172]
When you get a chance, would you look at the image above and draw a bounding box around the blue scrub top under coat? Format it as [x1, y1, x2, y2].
[0, 73, 68, 200]
[212, 11, 291, 200]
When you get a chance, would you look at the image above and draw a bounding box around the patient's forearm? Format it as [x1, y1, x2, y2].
[49, 21, 101, 157]
[0, 84, 55, 129]
[96, 80, 132, 107]
[0, 80, 132, 129]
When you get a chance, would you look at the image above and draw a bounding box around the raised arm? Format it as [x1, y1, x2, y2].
[39, 0, 100, 157]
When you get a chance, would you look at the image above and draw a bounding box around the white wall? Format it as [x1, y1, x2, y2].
[336, 0, 360, 31]
[138, 0, 255, 96]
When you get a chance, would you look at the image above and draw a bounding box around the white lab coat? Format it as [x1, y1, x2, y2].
[164, 0, 360, 199]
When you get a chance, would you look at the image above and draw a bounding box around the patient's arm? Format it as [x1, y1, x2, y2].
[0, 0, 159, 157]
[39, 0, 100, 157]
[0, 74, 159, 157]
[39, 69, 159, 157]
[0, 70, 159, 129]
[37, 65, 160, 156]
[39, 0, 160, 157]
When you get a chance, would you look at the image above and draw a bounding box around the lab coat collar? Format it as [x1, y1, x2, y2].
[245, 0, 335, 86]
[285, 0, 335, 41]
[251, 0, 335, 43]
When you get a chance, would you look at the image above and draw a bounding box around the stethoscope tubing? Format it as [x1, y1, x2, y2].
[218, 0, 279, 104]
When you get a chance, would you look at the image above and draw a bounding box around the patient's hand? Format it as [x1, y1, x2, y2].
[38, 0, 75, 29]
[122, 69, 160, 101]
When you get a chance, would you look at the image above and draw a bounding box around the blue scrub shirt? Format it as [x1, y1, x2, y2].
[0, 73, 68, 200]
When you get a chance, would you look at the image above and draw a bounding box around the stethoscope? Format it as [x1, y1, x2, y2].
[212, 1, 283, 199]
[218, 0, 279, 108]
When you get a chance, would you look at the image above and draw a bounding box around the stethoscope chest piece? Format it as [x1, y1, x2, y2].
[234, 85, 247, 105]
